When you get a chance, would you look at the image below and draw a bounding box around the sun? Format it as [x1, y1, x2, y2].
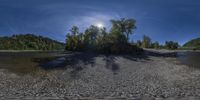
[96, 23, 104, 28]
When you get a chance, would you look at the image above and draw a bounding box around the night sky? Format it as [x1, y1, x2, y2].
[0, 0, 200, 45]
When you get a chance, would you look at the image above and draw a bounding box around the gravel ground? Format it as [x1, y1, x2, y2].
[0, 51, 200, 100]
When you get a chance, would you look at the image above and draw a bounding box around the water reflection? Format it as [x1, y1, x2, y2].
[0, 51, 65, 74]
[177, 52, 200, 68]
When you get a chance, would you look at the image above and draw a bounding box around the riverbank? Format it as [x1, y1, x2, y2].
[0, 50, 200, 99]
[0, 49, 199, 53]
[145, 48, 200, 53]
[0, 50, 65, 52]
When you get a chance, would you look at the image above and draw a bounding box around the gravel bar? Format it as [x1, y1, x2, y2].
[0, 51, 200, 99]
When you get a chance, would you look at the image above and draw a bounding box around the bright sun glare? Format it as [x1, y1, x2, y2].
[96, 23, 104, 28]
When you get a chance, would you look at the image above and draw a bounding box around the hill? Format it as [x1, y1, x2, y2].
[0, 34, 65, 50]
[183, 38, 200, 50]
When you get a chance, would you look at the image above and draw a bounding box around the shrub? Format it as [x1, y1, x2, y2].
[165, 41, 179, 50]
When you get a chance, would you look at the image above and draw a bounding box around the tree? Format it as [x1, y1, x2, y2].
[84, 25, 100, 49]
[151, 41, 160, 49]
[142, 35, 151, 48]
[66, 26, 82, 51]
[65, 18, 143, 54]
[126, 19, 136, 41]
[165, 41, 179, 50]
[0, 34, 64, 50]
[111, 18, 136, 42]
[70, 26, 79, 36]
[136, 40, 142, 47]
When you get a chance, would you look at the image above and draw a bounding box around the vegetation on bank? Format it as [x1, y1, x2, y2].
[1, 18, 194, 52]
[65, 18, 143, 54]
[65, 18, 181, 53]
[135, 35, 179, 50]
[183, 38, 200, 50]
[0, 34, 65, 50]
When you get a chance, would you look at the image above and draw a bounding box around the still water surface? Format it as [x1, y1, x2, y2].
[177, 52, 200, 68]
[0, 51, 67, 74]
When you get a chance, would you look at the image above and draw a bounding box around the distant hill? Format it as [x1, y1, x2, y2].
[183, 38, 200, 50]
[0, 34, 65, 50]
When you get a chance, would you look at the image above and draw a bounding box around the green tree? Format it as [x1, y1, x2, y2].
[111, 18, 136, 42]
[66, 26, 81, 51]
[84, 25, 100, 49]
[165, 41, 179, 50]
[65, 18, 143, 54]
[142, 35, 151, 48]
[136, 40, 142, 47]
[70, 26, 79, 36]
[151, 41, 160, 49]
[0, 34, 64, 50]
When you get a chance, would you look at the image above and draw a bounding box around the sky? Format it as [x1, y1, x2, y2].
[0, 0, 200, 45]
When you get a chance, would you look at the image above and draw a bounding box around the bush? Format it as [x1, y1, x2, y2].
[165, 41, 179, 50]
[193, 46, 200, 51]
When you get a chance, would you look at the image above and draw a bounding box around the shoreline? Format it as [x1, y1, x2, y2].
[144, 48, 200, 53]
[0, 50, 65, 53]
[0, 49, 199, 53]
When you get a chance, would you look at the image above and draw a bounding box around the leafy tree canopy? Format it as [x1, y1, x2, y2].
[183, 38, 200, 50]
[0, 34, 65, 50]
[65, 18, 142, 54]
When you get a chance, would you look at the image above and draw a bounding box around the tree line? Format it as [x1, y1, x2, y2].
[135, 35, 179, 50]
[183, 38, 200, 50]
[65, 18, 179, 54]
[65, 18, 143, 54]
[0, 34, 65, 50]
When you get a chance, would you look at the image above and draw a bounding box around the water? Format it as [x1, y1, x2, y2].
[177, 52, 200, 68]
[0, 51, 66, 74]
